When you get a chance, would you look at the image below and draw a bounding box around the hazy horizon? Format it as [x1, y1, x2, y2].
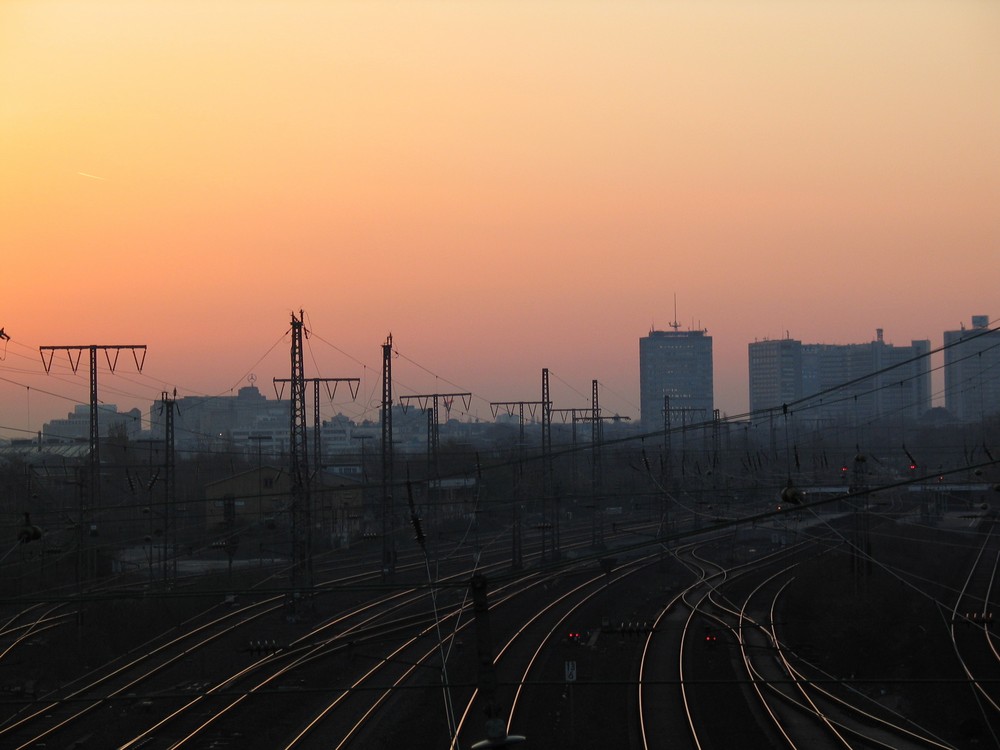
[2, 1, 998, 437]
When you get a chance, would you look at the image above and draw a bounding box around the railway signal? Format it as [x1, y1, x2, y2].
[963, 612, 993, 627]
[470, 575, 526, 749]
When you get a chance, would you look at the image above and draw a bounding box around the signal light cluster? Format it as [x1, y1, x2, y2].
[963, 612, 994, 627]
[247, 639, 281, 656]
[702, 623, 721, 645]
[610, 621, 654, 636]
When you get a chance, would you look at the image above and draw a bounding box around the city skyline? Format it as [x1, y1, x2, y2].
[2, 313, 992, 443]
[3, 2, 998, 437]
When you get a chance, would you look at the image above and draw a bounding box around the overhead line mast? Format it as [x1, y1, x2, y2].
[160, 389, 177, 581]
[488, 398, 546, 571]
[382, 334, 395, 580]
[541, 367, 556, 562]
[279, 312, 362, 603]
[274, 376, 361, 473]
[39, 343, 147, 578]
[400, 391, 473, 536]
[287, 311, 312, 603]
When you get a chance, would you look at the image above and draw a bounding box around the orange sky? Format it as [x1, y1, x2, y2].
[2, 0, 998, 437]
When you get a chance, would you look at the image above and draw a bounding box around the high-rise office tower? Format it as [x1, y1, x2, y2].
[749, 329, 931, 424]
[639, 327, 713, 428]
[944, 315, 1000, 422]
[748, 338, 803, 414]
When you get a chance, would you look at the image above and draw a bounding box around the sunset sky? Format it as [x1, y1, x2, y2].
[2, 0, 998, 439]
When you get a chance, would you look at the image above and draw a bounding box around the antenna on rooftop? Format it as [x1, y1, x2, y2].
[669, 294, 680, 331]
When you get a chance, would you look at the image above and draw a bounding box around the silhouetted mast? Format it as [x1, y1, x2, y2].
[287, 311, 311, 596]
[381, 334, 395, 580]
[159, 389, 176, 581]
[39, 343, 146, 579]
[274, 377, 361, 474]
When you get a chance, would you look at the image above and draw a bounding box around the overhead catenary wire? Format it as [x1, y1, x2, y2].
[4, 319, 997, 524]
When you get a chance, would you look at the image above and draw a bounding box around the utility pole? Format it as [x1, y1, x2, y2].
[400, 392, 472, 532]
[399, 392, 472, 455]
[40, 343, 146, 580]
[489, 399, 544, 571]
[662, 402, 704, 479]
[551, 407, 594, 502]
[489, 400, 545, 457]
[381, 334, 395, 580]
[274, 377, 360, 477]
[575, 386, 631, 548]
[249, 434, 271, 563]
[850, 452, 871, 589]
[287, 312, 311, 605]
[470, 574, 526, 749]
[712, 407, 722, 457]
[661, 395, 672, 532]
[159, 390, 176, 581]
[352, 433, 373, 541]
[662, 395, 671, 486]
[591, 379, 602, 548]
[541, 368, 555, 562]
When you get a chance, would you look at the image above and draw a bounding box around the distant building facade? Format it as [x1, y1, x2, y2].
[147, 385, 442, 461]
[944, 315, 1000, 422]
[748, 338, 803, 414]
[748, 329, 931, 424]
[639, 328, 714, 428]
[149, 385, 290, 453]
[42, 404, 143, 443]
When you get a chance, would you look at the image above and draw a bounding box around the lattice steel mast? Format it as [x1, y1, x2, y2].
[287, 312, 311, 595]
[541, 367, 556, 561]
[160, 389, 176, 581]
[381, 334, 395, 580]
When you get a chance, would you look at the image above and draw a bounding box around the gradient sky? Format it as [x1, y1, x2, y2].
[2, 0, 998, 438]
